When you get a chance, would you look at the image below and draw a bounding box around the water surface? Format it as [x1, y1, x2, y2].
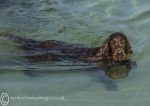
[0, 0, 150, 106]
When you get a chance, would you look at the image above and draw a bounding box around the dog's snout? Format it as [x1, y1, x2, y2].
[112, 48, 126, 61]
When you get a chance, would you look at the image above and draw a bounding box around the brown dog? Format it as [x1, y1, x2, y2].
[2, 32, 133, 62]
[86, 32, 133, 62]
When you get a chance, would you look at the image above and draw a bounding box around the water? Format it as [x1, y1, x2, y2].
[0, 0, 150, 106]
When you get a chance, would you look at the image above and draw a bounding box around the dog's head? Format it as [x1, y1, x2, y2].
[95, 32, 133, 62]
[108, 32, 133, 61]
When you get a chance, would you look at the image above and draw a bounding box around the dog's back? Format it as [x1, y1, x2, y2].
[1, 34, 99, 62]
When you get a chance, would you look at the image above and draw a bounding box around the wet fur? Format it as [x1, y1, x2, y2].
[1, 32, 133, 62]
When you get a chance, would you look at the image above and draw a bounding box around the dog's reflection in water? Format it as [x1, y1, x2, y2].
[105, 64, 130, 80]
[89, 60, 137, 91]
[100, 60, 137, 80]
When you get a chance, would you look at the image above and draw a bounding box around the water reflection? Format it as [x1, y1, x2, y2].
[98, 60, 137, 80]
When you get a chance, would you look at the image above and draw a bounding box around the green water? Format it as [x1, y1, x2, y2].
[0, 0, 150, 106]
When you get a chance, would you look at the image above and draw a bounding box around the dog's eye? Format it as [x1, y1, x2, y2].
[110, 41, 116, 47]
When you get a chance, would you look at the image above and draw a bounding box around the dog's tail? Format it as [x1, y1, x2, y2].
[0, 34, 28, 43]
[0, 34, 38, 46]
[0, 34, 40, 51]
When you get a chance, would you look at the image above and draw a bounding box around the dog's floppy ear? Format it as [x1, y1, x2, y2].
[84, 38, 110, 62]
[126, 39, 133, 54]
[95, 38, 110, 59]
